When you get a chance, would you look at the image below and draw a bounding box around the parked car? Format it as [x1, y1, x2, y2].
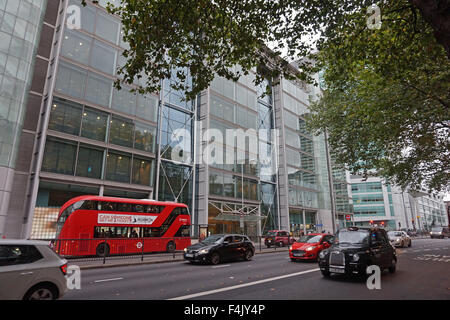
[387, 231, 412, 248]
[264, 230, 295, 247]
[183, 234, 255, 265]
[289, 233, 334, 261]
[318, 227, 397, 278]
[430, 227, 450, 239]
[0, 239, 68, 300]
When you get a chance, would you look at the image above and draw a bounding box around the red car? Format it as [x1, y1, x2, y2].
[289, 233, 334, 261]
[264, 230, 295, 247]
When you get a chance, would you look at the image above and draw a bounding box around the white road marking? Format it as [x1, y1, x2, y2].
[94, 277, 124, 283]
[167, 268, 320, 300]
[211, 264, 231, 269]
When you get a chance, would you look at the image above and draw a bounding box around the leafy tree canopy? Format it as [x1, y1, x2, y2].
[81, 0, 449, 192]
[307, 1, 449, 192]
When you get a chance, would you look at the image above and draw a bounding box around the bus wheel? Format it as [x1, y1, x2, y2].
[96, 243, 110, 257]
[166, 241, 176, 253]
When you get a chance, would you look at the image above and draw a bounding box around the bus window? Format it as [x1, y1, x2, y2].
[143, 228, 160, 237]
[117, 203, 132, 212]
[175, 225, 190, 237]
[145, 205, 163, 213]
[130, 227, 140, 238]
[80, 201, 96, 210]
[116, 227, 129, 238]
[94, 226, 109, 238]
[172, 207, 189, 216]
[134, 204, 144, 213]
[99, 202, 116, 211]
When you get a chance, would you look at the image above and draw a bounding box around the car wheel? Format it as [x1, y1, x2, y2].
[321, 270, 331, 278]
[278, 241, 284, 247]
[408, 240, 412, 247]
[23, 283, 58, 300]
[210, 252, 220, 265]
[389, 258, 397, 273]
[401, 241, 405, 248]
[244, 249, 253, 261]
[266, 244, 271, 248]
[166, 241, 176, 253]
[96, 243, 110, 257]
[290, 258, 296, 262]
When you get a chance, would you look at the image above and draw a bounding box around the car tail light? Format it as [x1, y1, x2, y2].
[60, 263, 68, 276]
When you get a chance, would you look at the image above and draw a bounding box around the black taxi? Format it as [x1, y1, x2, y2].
[318, 227, 397, 278]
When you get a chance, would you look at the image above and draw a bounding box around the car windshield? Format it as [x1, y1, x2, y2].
[388, 231, 403, 237]
[296, 235, 322, 243]
[335, 229, 370, 245]
[201, 235, 224, 244]
[432, 227, 443, 232]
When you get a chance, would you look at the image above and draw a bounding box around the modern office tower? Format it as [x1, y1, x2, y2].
[0, 0, 351, 239]
[350, 175, 448, 230]
[0, 0, 50, 237]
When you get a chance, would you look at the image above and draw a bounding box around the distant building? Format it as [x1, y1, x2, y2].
[349, 176, 448, 230]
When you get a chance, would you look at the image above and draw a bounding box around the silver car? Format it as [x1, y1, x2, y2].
[387, 231, 412, 248]
[0, 239, 68, 300]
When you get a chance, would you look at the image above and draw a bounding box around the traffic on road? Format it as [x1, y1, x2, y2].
[1, 227, 449, 300]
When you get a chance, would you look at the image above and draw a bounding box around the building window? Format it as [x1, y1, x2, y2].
[132, 157, 153, 186]
[42, 139, 77, 175]
[55, 62, 87, 99]
[90, 39, 117, 74]
[134, 122, 156, 153]
[105, 151, 131, 183]
[95, 10, 119, 44]
[85, 72, 112, 107]
[48, 98, 82, 135]
[111, 85, 137, 116]
[76, 145, 104, 179]
[80, 107, 108, 141]
[109, 115, 134, 148]
[61, 29, 91, 65]
[209, 172, 224, 196]
[136, 94, 158, 122]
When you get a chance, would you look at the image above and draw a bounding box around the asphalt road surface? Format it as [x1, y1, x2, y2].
[63, 238, 450, 300]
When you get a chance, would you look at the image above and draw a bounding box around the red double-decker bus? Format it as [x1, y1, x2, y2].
[53, 195, 191, 257]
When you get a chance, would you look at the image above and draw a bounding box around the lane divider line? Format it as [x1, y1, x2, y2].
[94, 277, 124, 283]
[167, 268, 320, 300]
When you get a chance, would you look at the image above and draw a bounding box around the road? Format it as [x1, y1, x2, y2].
[63, 238, 450, 300]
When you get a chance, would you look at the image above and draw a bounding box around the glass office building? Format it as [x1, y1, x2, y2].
[0, 0, 48, 236]
[0, 0, 351, 239]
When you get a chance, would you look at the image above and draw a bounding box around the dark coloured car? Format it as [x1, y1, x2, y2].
[264, 230, 294, 247]
[183, 234, 255, 265]
[318, 227, 397, 278]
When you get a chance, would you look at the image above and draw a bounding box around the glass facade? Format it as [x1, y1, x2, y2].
[0, 0, 47, 167]
[1, 0, 359, 239]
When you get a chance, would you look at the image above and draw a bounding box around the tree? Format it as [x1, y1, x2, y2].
[81, 0, 449, 191]
[306, 1, 449, 192]
[83, 1, 449, 98]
